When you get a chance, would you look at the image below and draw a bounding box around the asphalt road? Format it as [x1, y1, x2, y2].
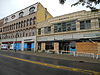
[0, 51, 100, 75]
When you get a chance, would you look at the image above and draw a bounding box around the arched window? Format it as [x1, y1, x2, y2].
[21, 21, 23, 28]
[27, 19, 29, 26]
[33, 17, 36, 25]
[24, 20, 26, 27]
[30, 18, 33, 25]
[11, 15, 15, 19]
[29, 7, 35, 14]
[19, 11, 24, 18]
[33, 16, 36, 20]
[14, 23, 15, 29]
[16, 23, 18, 29]
[33, 21, 36, 25]
[19, 22, 21, 28]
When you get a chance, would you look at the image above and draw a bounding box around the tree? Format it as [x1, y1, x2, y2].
[59, 0, 100, 11]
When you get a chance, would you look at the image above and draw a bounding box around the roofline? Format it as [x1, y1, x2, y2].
[1, 2, 39, 19]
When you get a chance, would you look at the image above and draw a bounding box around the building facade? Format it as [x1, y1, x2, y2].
[0, 2, 100, 54]
[0, 2, 52, 51]
[37, 10, 100, 54]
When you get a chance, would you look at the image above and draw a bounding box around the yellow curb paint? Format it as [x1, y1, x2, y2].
[0, 54, 100, 75]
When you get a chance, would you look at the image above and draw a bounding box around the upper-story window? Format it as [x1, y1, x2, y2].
[30, 18, 33, 25]
[27, 19, 29, 26]
[24, 20, 26, 27]
[5, 17, 8, 23]
[21, 21, 23, 28]
[44, 26, 51, 34]
[11, 15, 15, 19]
[29, 7, 35, 14]
[16, 23, 18, 29]
[80, 20, 91, 30]
[38, 28, 41, 35]
[54, 20, 76, 33]
[19, 11, 24, 18]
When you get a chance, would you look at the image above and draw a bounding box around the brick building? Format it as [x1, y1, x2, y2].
[0, 2, 52, 51]
[0, 2, 100, 54]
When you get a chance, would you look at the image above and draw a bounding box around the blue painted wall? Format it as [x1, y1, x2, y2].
[14, 43, 21, 50]
[31, 43, 34, 48]
[24, 43, 27, 48]
[24, 43, 34, 49]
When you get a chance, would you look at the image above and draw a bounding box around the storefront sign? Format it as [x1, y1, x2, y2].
[83, 32, 100, 37]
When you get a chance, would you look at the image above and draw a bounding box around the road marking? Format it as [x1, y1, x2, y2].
[0, 54, 100, 75]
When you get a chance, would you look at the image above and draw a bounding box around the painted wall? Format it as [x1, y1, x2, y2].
[14, 43, 22, 50]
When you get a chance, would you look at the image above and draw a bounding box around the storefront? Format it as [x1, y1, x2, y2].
[14, 41, 22, 51]
[24, 42, 34, 51]
[1, 42, 13, 50]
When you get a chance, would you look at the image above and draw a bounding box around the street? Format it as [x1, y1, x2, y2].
[0, 51, 100, 75]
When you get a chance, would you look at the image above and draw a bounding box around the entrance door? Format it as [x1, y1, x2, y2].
[27, 42, 31, 51]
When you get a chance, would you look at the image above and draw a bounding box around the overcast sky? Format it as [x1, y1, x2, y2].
[0, 0, 100, 19]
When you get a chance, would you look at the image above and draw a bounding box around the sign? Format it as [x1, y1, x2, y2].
[83, 32, 100, 37]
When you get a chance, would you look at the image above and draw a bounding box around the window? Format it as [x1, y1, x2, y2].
[54, 20, 76, 33]
[16, 23, 18, 29]
[33, 21, 36, 25]
[57, 23, 62, 32]
[38, 28, 41, 35]
[19, 12, 24, 18]
[30, 18, 32, 25]
[11, 15, 15, 19]
[29, 7, 35, 14]
[21, 21, 23, 28]
[19, 22, 21, 28]
[27, 19, 29, 26]
[33, 16, 36, 20]
[66, 22, 71, 31]
[23, 32, 25, 37]
[80, 20, 91, 30]
[48, 26, 51, 32]
[45, 42, 54, 50]
[71, 21, 76, 30]
[54, 24, 57, 33]
[24, 20, 26, 27]
[12, 24, 13, 30]
[13, 23, 15, 29]
[44, 26, 51, 34]
[62, 22, 67, 32]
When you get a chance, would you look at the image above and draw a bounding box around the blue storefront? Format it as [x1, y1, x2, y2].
[14, 41, 22, 51]
[24, 42, 34, 51]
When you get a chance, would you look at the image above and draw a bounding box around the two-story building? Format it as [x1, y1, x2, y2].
[37, 10, 100, 54]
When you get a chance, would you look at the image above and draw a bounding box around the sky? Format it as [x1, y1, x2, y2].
[0, 0, 100, 19]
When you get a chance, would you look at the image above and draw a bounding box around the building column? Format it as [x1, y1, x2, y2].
[41, 42, 45, 51]
[21, 41, 24, 51]
[76, 21, 80, 31]
[98, 43, 100, 53]
[54, 42, 59, 54]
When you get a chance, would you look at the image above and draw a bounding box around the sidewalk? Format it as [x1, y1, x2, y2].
[8, 50, 100, 64]
[1, 50, 100, 64]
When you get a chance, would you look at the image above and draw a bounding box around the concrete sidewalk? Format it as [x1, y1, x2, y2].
[1, 50, 100, 64]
